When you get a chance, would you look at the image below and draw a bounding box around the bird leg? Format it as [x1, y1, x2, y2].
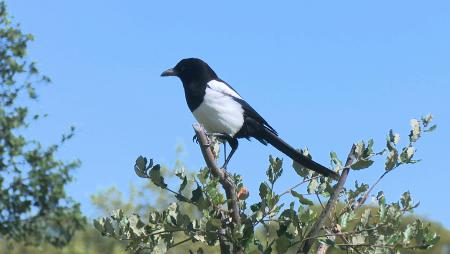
[222, 137, 238, 170]
[202, 132, 238, 169]
[223, 141, 227, 162]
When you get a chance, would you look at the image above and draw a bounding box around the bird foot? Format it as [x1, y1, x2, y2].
[192, 134, 199, 144]
[192, 134, 212, 147]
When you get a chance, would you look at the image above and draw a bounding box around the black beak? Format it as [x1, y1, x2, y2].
[161, 68, 177, 77]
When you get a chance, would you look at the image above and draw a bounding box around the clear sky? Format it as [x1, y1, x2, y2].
[7, 1, 450, 228]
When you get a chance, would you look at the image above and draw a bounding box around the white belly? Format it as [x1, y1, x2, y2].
[192, 88, 244, 136]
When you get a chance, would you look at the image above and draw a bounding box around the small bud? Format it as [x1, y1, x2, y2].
[237, 187, 249, 200]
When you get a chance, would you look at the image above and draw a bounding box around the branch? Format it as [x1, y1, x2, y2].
[193, 124, 243, 254]
[301, 144, 357, 253]
[279, 176, 320, 198]
[316, 229, 335, 254]
[352, 170, 389, 210]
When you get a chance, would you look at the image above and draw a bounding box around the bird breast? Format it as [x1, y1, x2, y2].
[192, 87, 244, 136]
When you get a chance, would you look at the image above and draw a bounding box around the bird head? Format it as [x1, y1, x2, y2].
[161, 58, 218, 84]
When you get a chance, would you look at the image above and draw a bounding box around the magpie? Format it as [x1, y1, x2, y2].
[161, 58, 338, 179]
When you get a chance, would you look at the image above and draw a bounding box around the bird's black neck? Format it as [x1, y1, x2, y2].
[177, 62, 219, 112]
[182, 80, 207, 112]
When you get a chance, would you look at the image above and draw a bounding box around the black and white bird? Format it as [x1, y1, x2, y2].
[161, 58, 338, 179]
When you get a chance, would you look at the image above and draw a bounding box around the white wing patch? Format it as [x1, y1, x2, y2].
[207, 80, 242, 99]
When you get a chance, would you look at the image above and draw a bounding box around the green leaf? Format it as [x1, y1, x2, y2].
[389, 129, 400, 145]
[339, 212, 351, 228]
[291, 190, 313, 206]
[360, 209, 371, 226]
[363, 138, 374, 158]
[197, 167, 209, 185]
[128, 214, 146, 236]
[176, 170, 188, 193]
[111, 209, 124, 220]
[299, 208, 316, 224]
[267, 156, 283, 185]
[400, 146, 415, 163]
[152, 237, 168, 254]
[275, 235, 290, 253]
[421, 113, 433, 127]
[354, 140, 365, 158]
[409, 119, 421, 142]
[351, 234, 365, 245]
[179, 177, 188, 192]
[149, 165, 167, 188]
[424, 124, 437, 133]
[103, 218, 116, 237]
[166, 203, 179, 226]
[351, 159, 374, 170]
[400, 191, 413, 210]
[307, 178, 319, 194]
[403, 223, 414, 245]
[385, 149, 398, 171]
[259, 182, 270, 200]
[330, 151, 342, 169]
[134, 156, 152, 178]
[293, 148, 312, 178]
[377, 191, 386, 205]
[93, 219, 104, 232]
[205, 220, 218, 245]
[191, 184, 203, 203]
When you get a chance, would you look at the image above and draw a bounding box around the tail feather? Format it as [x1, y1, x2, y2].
[261, 128, 339, 179]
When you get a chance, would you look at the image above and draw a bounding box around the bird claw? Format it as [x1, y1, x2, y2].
[192, 134, 199, 144]
[192, 134, 212, 147]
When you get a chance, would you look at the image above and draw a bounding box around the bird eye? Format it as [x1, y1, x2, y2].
[180, 66, 186, 72]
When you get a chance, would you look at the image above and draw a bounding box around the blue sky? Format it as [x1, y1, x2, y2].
[7, 1, 450, 227]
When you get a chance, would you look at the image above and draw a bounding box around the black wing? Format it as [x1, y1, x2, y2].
[232, 97, 278, 136]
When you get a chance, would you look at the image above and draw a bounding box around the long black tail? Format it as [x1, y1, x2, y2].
[261, 128, 339, 179]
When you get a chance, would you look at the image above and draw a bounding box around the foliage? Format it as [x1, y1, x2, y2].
[0, 227, 127, 254]
[0, 1, 84, 247]
[2, 177, 449, 254]
[94, 115, 439, 253]
[0, 185, 450, 254]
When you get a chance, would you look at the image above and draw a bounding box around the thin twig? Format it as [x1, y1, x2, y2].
[170, 237, 193, 248]
[164, 186, 195, 204]
[352, 170, 389, 210]
[316, 193, 325, 210]
[334, 243, 429, 249]
[303, 225, 380, 240]
[279, 176, 321, 197]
